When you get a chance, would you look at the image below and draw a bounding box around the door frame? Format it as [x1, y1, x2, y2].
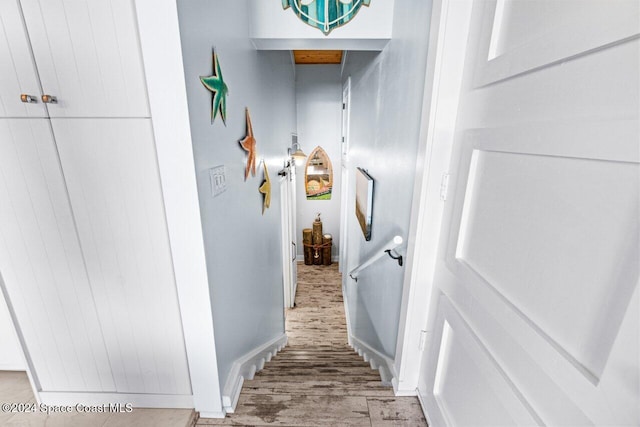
[280, 160, 297, 309]
[135, 0, 224, 417]
[281, 170, 292, 309]
[339, 77, 351, 273]
[393, 0, 472, 398]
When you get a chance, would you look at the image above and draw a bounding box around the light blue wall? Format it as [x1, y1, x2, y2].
[295, 65, 342, 260]
[342, 0, 432, 358]
[177, 0, 296, 390]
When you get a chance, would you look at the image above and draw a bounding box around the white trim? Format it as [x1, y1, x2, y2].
[340, 51, 349, 77]
[0, 274, 41, 405]
[199, 410, 227, 419]
[393, 0, 471, 395]
[281, 175, 293, 309]
[295, 255, 341, 263]
[342, 280, 353, 347]
[134, 0, 223, 415]
[339, 77, 351, 274]
[251, 38, 389, 51]
[222, 333, 288, 413]
[38, 392, 194, 409]
[348, 335, 396, 387]
[416, 384, 434, 427]
[0, 364, 26, 371]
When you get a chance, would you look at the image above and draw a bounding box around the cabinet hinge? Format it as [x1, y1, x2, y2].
[419, 330, 428, 351]
[342, 102, 346, 109]
[440, 173, 450, 201]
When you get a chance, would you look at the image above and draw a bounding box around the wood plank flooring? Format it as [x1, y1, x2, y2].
[198, 263, 427, 426]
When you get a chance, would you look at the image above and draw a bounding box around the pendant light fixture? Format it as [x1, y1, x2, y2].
[288, 134, 307, 164]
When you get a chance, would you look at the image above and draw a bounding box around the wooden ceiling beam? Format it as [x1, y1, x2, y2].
[293, 50, 343, 64]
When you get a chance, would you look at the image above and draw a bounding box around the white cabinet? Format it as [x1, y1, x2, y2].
[20, 0, 150, 117]
[0, 0, 191, 404]
[0, 283, 25, 371]
[0, 0, 47, 117]
[0, 0, 149, 118]
[53, 118, 191, 395]
[0, 119, 114, 392]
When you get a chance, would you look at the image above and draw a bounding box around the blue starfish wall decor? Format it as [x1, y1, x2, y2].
[200, 49, 228, 125]
[282, 0, 371, 35]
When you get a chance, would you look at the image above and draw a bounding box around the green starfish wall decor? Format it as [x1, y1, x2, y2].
[282, 0, 371, 35]
[200, 49, 228, 125]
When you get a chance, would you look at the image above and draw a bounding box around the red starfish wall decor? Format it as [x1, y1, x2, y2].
[239, 108, 257, 180]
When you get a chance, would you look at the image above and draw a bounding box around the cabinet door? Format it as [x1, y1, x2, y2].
[52, 118, 191, 395]
[0, 282, 25, 371]
[20, 0, 150, 118]
[0, 118, 115, 392]
[0, 0, 47, 117]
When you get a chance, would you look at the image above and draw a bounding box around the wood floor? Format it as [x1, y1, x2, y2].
[0, 371, 196, 427]
[198, 263, 427, 426]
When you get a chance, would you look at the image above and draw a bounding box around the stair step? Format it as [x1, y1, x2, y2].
[256, 369, 381, 379]
[242, 379, 393, 397]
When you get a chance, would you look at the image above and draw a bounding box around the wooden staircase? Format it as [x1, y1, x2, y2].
[244, 344, 393, 396]
[196, 264, 427, 426]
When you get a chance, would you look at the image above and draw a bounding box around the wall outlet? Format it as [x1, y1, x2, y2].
[210, 165, 227, 197]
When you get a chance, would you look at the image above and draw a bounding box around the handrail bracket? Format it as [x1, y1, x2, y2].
[384, 249, 403, 266]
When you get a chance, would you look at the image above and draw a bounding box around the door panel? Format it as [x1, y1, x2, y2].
[480, 0, 639, 85]
[0, 0, 47, 117]
[0, 118, 114, 391]
[281, 169, 292, 309]
[0, 282, 25, 370]
[456, 144, 638, 379]
[418, 1, 639, 425]
[289, 162, 297, 303]
[339, 79, 350, 271]
[51, 118, 191, 394]
[281, 161, 297, 309]
[20, 0, 150, 117]
[430, 298, 540, 426]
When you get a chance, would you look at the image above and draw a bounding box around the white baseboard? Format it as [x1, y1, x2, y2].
[295, 255, 340, 263]
[38, 391, 194, 408]
[199, 410, 226, 418]
[391, 378, 418, 396]
[222, 333, 287, 413]
[0, 364, 26, 371]
[348, 335, 396, 387]
[416, 386, 434, 427]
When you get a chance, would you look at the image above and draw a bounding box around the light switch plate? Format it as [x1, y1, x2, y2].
[210, 165, 227, 197]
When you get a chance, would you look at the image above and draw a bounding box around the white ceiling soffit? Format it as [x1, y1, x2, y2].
[248, 0, 393, 51]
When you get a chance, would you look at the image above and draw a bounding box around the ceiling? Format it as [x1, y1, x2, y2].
[293, 50, 343, 64]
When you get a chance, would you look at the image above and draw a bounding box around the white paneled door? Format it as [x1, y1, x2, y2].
[0, 0, 47, 118]
[51, 118, 192, 395]
[418, 1, 639, 426]
[19, 0, 150, 118]
[0, 119, 114, 392]
[0, 0, 192, 405]
[281, 161, 297, 309]
[0, 283, 25, 370]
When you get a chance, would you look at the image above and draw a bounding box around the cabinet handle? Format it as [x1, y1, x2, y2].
[41, 95, 57, 104]
[20, 94, 37, 103]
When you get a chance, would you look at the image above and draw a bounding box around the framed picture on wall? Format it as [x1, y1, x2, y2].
[355, 167, 374, 241]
